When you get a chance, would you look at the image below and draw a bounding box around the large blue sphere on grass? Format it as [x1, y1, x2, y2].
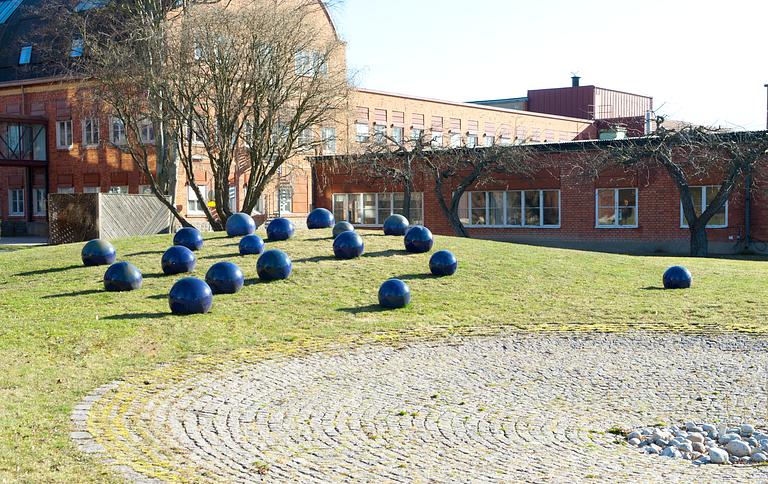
[307, 208, 335, 229]
[267, 217, 295, 241]
[226, 213, 256, 237]
[404, 225, 434, 253]
[383, 214, 409, 236]
[168, 277, 213, 315]
[82, 239, 116, 266]
[663, 265, 692, 289]
[103, 261, 143, 291]
[333, 230, 364, 259]
[205, 261, 244, 294]
[429, 250, 458, 276]
[173, 227, 204, 251]
[378, 278, 411, 309]
[257, 249, 292, 281]
[239, 234, 265, 255]
[332, 221, 354, 239]
[161, 245, 196, 275]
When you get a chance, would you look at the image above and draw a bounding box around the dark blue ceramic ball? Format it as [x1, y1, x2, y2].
[103, 261, 143, 291]
[332, 221, 354, 239]
[383, 214, 409, 236]
[239, 234, 265, 256]
[226, 212, 256, 237]
[378, 278, 411, 309]
[663, 265, 692, 289]
[404, 225, 434, 253]
[333, 230, 364, 259]
[173, 227, 204, 251]
[205, 261, 244, 294]
[81, 239, 116, 266]
[429, 250, 458, 276]
[168, 277, 213, 315]
[307, 208, 335, 229]
[257, 249, 292, 281]
[266, 217, 295, 241]
[161, 245, 196, 275]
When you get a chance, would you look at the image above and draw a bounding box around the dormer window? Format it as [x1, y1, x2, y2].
[70, 38, 84, 58]
[18, 45, 31, 65]
[75, 0, 108, 12]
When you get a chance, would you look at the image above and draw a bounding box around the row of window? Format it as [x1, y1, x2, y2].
[55, 118, 153, 150]
[355, 123, 508, 148]
[458, 186, 727, 229]
[332, 192, 425, 226]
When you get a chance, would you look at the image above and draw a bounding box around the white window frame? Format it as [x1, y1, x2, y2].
[109, 117, 126, 145]
[595, 188, 639, 228]
[680, 185, 728, 229]
[108, 186, 129, 194]
[391, 126, 404, 145]
[187, 185, 206, 215]
[484, 134, 494, 147]
[278, 187, 293, 213]
[228, 186, 237, 212]
[9, 189, 24, 216]
[449, 132, 461, 148]
[138, 185, 153, 195]
[139, 119, 155, 144]
[466, 134, 478, 148]
[321, 127, 336, 154]
[355, 122, 369, 143]
[331, 192, 425, 227]
[57, 186, 75, 194]
[82, 118, 99, 147]
[297, 128, 313, 151]
[56, 120, 73, 149]
[32, 187, 46, 216]
[461, 190, 561, 228]
[374, 124, 387, 144]
[83, 186, 100, 194]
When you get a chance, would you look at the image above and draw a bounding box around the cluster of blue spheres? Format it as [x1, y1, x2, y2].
[267, 217, 295, 241]
[378, 278, 411, 308]
[257, 249, 292, 281]
[239, 234, 265, 255]
[82, 239, 116, 266]
[169, 277, 213, 315]
[404, 225, 434, 253]
[307, 208, 335, 229]
[205, 261, 244, 294]
[103, 261, 143, 292]
[663, 265, 692, 289]
[332, 221, 354, 239]
[162, 245, 197, 275]
[226, 212, 256, 237]
[383, 214, 409, 236]
[173, 227, 204, 251]
[333, 230, 364, 259]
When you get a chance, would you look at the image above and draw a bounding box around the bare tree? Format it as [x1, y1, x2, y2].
[578, 126, 768, 256]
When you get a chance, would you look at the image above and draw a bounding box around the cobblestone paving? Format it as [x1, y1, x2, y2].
[75, 333, 768, 483]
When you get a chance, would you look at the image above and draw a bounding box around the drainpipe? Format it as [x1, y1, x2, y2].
[744, 168, 752, 250]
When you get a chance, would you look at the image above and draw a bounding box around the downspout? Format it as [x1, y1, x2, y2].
[744, 168, 752, 251]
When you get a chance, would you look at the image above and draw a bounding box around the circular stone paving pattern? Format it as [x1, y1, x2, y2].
[75, 333, 768, 482]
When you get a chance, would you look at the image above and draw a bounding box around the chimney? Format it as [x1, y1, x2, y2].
[571, 75, 580, 88]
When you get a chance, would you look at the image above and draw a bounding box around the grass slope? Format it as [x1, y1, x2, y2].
[0, 230, 767, 481]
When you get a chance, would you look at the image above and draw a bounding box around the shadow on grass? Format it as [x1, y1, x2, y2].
[142, 272, 169, 279]
[305, 236, 333, 241]
[42, 288, 103, 298]
[200, 253, 240, 260]
[243, 277, 269, 286]
[146, 294, 167, 300]
[16, 264, 83, 277]
[641, 286, 666, 291]
[100, 312, 170, 320]
[393, 273, 435, 281]
[363, 249, 409, 258]
[125, 250, 165, 257]
[337, 304, 389, 314]
[293, 255, 336, 263]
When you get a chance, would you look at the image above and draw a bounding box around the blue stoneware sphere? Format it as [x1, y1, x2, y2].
[205, 261, 244, 294]
[663, 265, 692, 289]
[81, 239, 116, 266]
[103, 261, 143, 291]
[383, 214, 409, 236]
[168, 277, 213, 315]
[239, 234, 265, 256]
[257, 249, 292, 281]
[404, 225, 434, 253]
[378, 278, 411, 309]
[266, 217, 295, 241]
[332, 221, 354, 239]
[226, 212, 256, 237]
[429, 250, 458, 276]
[173, 227, 204, 251]
[161, 245, 196, 275]
[307, 208, 335, 229]
[333, 230, 364, 259]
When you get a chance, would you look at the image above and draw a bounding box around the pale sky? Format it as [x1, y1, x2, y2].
[329, 0, 768, 130]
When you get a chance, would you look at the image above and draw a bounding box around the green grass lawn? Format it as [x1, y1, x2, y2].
[0, 229, 767, 481]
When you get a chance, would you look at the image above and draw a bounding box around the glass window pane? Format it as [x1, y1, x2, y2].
[393, 193, 404, 213]
[618, 207, 636, 226]
[542, 190, 559, 208]
[471, 192, 486, 225]
[333, 194, 345, 222]
[689, 186, 703, 216]
[618, 189, 636, 208]
[597, 189, 614, 207]
[524, 191, 540, 226]
[488, 192, 503, 225]
[506, 191, 521, 225]
[543, 208, 559, 226]
[597, 207, 615, 226]
[363, 193, 376, 224]
[377, 193, 392, 223]
[458, 192, 469, 225]
[709, 209, 726, 226]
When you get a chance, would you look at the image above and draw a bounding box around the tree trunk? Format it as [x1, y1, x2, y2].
[689, 223, 709, 257]
[403, 178, 412, 222]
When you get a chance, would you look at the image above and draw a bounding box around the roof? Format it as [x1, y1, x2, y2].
[0, 0, 54, 85]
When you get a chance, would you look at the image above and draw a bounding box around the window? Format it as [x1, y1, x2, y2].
[459, 190, 560, 227]
[56, 120, 73, 149]
[57, 186, 75, 194]
[321, 127, 336, 154]
[681, 185, 728, 228]
[466, 134, 478, 148]
[450, 133, 461, 148]
[32, 187, 46, 215]
[83, 186, 100, 193]
[138, 185, 152, 195]
[229, 186, 237, 212]
[9, 188, 24, 216]
[278, 187, 293, 213]
[411, 128, 423, 143]
[392, 126, 404, 145]
[187, 185, 206, 214]
[355, 122, 369, 143]
[70, 38, 84, 58]
[139, 119, 155, 144]
[294, 50, 311, 76]
[75, 0, 108, 11]
[431, 132, 443, 147]
[18, 45, 31, 65]
[298, 128, 313, 151]
[333, 192, 424, 226]
[82, 118, 99, 146]
[596, 188, 638, 228]
[374, 124, 386, 144]
[484, 134, 494, 147]
[110, 117, 126, 145]
[108, 186, 129, 194]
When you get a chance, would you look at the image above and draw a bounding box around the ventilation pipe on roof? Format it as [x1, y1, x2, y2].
[571, 75, 580, 88]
